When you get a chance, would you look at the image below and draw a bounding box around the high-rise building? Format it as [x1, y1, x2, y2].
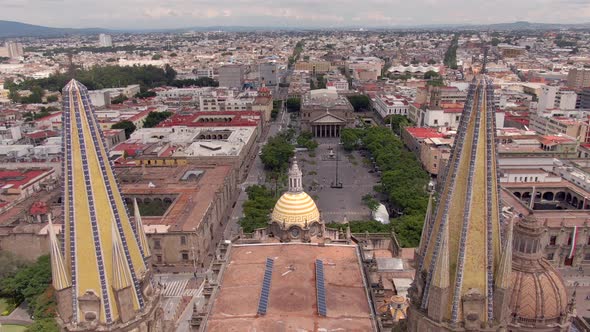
[258, 62, 278, 87]
[567, 68, 590, 89]
[98, 33, 113, 47]
[580, 88, 590, 109]
[2, 41, 24, 58]
[218, 64, 244, 89]
[538, 86, 577, 112]
[408, 76, 511, 331]
[51, 80, 163, 331]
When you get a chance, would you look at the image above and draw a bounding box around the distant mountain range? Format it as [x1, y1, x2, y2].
[0, 20, 115, 38]
[1, 20, 590, 38]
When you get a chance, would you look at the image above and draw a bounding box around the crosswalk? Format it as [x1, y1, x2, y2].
[162, 279, 202, 297]
[162, 279, 188, 297]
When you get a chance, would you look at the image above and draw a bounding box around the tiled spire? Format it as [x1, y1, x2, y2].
[48, 216, 71, 291]
[60, 79, 148, 324]
[431, 221, 449, 289]
[133, 198, 151, 260]
[418, 76, 503, 323]
[495, 217, 514, 289]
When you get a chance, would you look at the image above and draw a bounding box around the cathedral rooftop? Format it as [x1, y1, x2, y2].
[206, 243, 376, 331]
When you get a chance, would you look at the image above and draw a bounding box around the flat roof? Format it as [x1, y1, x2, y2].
[207, 243, 375, 331]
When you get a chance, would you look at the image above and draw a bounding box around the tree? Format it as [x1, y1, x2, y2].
[151, 54, 162, 60]
[135, 90, 157, 99]
[26, 318, 59, 332]
[170, 77, 218, 88]
[427, 59, 437, 65]
[111, 94, 128, 104]
[423, 70, 440, 80]
[240, 185, 278, 233]
[260, 133, 294, 172]
[387, 114, 410, 133]
[296, 131, 318, 151]
[164, 64, 177, 83]
[0, 251, 28, 280]
[491, 37, 501, 46]
[286, 98, 301, 112]
[0, 255, 52, 315]
[46, 95, 58, 103]
[143, 111, 173, 128]
[347, 95, 371, 112]
[112, 120, 136, 138]
[340, 128, 360, 151]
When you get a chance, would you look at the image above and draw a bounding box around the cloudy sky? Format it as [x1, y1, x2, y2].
[1, 0, 589, 29]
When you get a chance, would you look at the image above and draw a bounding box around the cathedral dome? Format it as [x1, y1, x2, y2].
[270, 158, 320, 228]
[509, 214, 570, 326]
[271, 191, 320, 227]
[510, 261, 568, 322]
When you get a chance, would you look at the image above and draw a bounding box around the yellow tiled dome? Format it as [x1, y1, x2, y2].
[271, 191, 320, 227]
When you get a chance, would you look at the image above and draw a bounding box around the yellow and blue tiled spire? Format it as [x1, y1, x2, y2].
[59, 79, 149, 325]
[416, 76, 505, 324]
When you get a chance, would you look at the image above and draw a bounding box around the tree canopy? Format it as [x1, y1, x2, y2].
[286, 98, 301, 112]
[111, 120, 137, 139]
[444, 35, 459, 70]
[339, 126, 430, 247]
[143, 111, 173, 128]
[240, 185, 278, 233]
[260, 133, 295, 172]
[347, 95, 371, 112]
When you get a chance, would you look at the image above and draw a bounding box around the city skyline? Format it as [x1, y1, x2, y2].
[1, 0, 590, 30]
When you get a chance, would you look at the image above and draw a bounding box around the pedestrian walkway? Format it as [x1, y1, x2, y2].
[162, 279, 189, 297]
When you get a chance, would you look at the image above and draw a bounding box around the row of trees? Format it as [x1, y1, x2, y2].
[6, 64, 178, 93]
[0, 253, 58, 331]
[340, 126, 430, 247]
[444, 35, 459, 70]
[288, 41, 305, 68]
[240, 185, 279, 233]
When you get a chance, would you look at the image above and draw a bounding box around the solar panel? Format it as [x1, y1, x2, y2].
[315, 259, 327, 316]
[257, 258, 274, 315]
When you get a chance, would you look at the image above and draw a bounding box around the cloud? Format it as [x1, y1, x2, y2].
[0, 0, 589, 29]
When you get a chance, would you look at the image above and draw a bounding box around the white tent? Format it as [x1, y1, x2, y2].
[372, 204, 389, 224]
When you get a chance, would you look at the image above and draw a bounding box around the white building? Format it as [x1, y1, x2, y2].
[419, 108, 505, 129]
[373, 95, 410, 119]
[98, 34, 113, 47]
[326, 79, 349, 91]
[538, 85, 577, 112]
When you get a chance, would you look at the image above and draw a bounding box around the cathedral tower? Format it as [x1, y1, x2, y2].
[408, 76, 512, 331]
[52, 80, 162, 331]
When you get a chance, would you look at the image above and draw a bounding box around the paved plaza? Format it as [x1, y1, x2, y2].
[297, 137, 380, 223]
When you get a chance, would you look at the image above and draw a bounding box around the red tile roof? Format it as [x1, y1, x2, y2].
[0, 169, 51, 190]
[405, 127, 446, 139]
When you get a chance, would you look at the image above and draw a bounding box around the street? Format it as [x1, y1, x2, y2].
[223, 104, 290, 238]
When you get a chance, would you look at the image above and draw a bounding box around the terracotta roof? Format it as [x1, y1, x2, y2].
[405, 127, 446, 139]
